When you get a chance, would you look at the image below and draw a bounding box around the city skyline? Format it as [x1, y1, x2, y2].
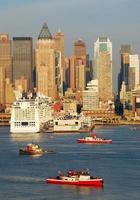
[0, 0, 140, 91]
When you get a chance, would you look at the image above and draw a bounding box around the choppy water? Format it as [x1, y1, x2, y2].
[0, 126, 140, 200]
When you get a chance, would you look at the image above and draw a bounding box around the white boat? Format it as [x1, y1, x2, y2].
[53, 112, 91, 133]
[10, 92, 52, 133]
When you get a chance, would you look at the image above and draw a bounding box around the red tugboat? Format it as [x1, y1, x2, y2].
[19, 143, 55, 155]
[19, 143, 46, 155]
[46, 170, 104, 187]
[77, 133, 112, 144]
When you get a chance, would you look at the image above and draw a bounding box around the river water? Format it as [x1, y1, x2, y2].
[0, 126, 140, 200]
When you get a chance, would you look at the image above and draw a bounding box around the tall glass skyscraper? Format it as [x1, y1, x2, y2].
[12, 37, 33, 91]
[94, 37, 112, 101]
[118, 44, 131, 96]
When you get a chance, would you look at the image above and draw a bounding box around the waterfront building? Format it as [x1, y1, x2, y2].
[0, 33, 12, 80]
[65, 88, 75, 99]
[63, 99, 77, 113]
[12, 37, 33, 91]
[118, 44, 131, 95]
[94, 37, 112, 102]
[35, 23, 63, 98]
[83, 79, 99, 110]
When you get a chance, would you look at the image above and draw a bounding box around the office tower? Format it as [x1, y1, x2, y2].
[0, 67, 5, 104]
[74, 39, 86, 59]
[86, 54, 92, 83]
[35, 23, 63, 98]
[94, 37, 112, 102]
[83, 79, 99, 110]
[54, 31, 65, 83]
[69, 39, 87, 92]
[129, 55, 139, 90]
[120, 81, 127, 104]
[5, 78, 15, 104]
[15, 76, 28, 92]
[74, 39, 86, 66]
[0, 33, 12, 80]
[13, 37, 33, 91]
[75, 62, 86, 91]
[118, 44, 131, 95]
[69, 56, 76, 91]
[64, 57, 70, 90]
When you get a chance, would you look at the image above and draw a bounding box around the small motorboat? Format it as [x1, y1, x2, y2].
[77, 133, 112, 144]
[46, 170, 104, 187]
[19, 143, 55, 155]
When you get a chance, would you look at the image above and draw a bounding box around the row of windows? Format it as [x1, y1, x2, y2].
[14, 122, 36, 127]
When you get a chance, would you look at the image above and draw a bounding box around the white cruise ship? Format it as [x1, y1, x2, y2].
[10, 92, 52, 133]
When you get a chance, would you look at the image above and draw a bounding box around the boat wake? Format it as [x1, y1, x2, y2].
[0, 175, 45, 184]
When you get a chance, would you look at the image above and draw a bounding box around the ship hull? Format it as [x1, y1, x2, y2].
[46, 178, 103, 187]
[19, 149, 45, 155]
[77, 139, 112, 144]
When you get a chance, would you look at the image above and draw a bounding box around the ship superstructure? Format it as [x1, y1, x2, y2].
[10, 93, 52, 133]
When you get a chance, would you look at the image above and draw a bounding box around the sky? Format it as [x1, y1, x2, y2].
[0, 0, 140, 91]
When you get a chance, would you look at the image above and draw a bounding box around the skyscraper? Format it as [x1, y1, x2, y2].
[0, 67, 5, 104]
[129, 54, 140, 90]
[12, 37, 33, 91]
[118, 44, 131, 95]
[69, 39, 87, 92]
[0, 33, 12, 80]
[74, 39, 86, 62]
[83, 79, 99, 110]
[54, 31, 65, 83]
[94, 37, 112, 101]
[35, 23, 63, 98]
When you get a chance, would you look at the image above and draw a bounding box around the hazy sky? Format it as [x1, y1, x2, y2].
[0, 0, 140, 91]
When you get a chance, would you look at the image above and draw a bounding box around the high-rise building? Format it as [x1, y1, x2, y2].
[54, 31, 65, 83]
[0, 67, 5, 104]
[69, 56, 76, 91]
[94, 37, 112, 101]
[120, 81, 127, 105]
[118, 44, 131, 95]
[76, 63, 86, 91]
[12, 37, 33, 91]
[5, 78, 15, 105]
[69, 39, 87, 92]
[74, 40, 86, 60]
[129, 54, 140, 90]
[83, 79, 99, 110]
[0, 33, 12, 80]
[35, 23, 63, 98]
[64, 57, 70, 90]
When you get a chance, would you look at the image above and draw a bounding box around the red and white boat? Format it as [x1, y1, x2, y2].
[46, 170, 104, 187]
[19, 143, 55, 155]
[77, 133, 112, 144]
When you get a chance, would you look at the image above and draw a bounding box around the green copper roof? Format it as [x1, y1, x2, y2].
[38, 23, 52, 40]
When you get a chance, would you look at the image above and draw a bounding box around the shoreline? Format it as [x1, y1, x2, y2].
[1, 121, 140, 128]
